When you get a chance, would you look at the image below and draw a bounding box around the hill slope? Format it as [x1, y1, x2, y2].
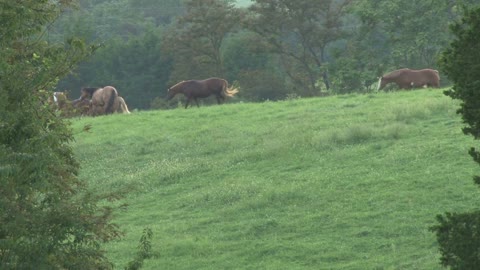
[71, 89, 480, 269]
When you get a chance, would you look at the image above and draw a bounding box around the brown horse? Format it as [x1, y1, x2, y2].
[377, 68, 440, 90]
[167, 77, 239, 108]
[76, 86, 119, 116]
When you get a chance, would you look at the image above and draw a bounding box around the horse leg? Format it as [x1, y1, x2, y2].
[194, 98, 200, 108]
[216, 94, 223, 104]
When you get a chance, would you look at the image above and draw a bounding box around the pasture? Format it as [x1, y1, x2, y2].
[71, 89, 480, 269]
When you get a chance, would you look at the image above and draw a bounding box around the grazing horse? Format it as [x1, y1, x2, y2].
[377, 68, 440, 90]
[76, 86, 119, 116]
[167, 77, 239, 108]
[117, 96, 131, 114]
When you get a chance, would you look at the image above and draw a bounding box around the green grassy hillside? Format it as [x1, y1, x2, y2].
[71, 89, 480, 269]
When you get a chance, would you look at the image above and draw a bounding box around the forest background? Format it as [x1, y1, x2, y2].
[52, 0, 478, 110]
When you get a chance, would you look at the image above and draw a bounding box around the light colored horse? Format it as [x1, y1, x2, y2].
[77, 86, 119, 116]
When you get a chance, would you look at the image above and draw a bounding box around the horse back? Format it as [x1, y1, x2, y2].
[203, 77, 227, 93]
[181, 80, 208, 97]
[181, 78, 225, 97]
[385, 68, 439, 88]
[418, 69, 440, 87]
[383, 68, 411, 79]
[92, 86, 118, 114]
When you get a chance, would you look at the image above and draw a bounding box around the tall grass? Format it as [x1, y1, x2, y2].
[70, 89, 479, 269]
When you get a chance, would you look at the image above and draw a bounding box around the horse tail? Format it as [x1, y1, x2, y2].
[119, 97, 131, 114]
[433, 70, 441, 87]
[222, 80, 239, 97]
[376, 77, 382, 91]
[105, 87, 118, 114]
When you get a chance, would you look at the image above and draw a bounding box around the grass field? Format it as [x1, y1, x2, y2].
[70, 89, 480, 269]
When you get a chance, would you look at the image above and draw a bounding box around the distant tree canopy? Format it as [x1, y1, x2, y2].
[53, 0, 480, 108]
[163, 0, 244, 83]
[245, 0, 353, 96]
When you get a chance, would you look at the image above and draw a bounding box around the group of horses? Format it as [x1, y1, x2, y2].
[50, 77, 238, 115]
[51, 70, 438, 115]
[164, 70, 439, 109]
[51, 86, 130, 117]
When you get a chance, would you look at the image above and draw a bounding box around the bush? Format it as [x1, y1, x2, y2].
[430, 211, 480, 269]
[433, 6, 480, 269]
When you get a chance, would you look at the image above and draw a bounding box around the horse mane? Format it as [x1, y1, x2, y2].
[383, 68, 410, 79]
[169, 80, 187, 90]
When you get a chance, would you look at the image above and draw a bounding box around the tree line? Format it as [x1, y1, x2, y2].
[52, 0, 478, 110]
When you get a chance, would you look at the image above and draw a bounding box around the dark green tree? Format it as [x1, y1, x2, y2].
[222, 31, 289, 101]
[0, 1, 121, 268]
[54, 0, 177, 109]
[355, 0, 449, 69]
[245, 0, 353, 96]
[59, 27, 172, 110]
[432, 5, 480, 269]
[163, 0, 243, 83]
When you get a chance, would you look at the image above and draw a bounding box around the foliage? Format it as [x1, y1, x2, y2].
[236, 69, 289, 101]
[222, 31, 290, 100]
[51, 0, 480, 106]
[0, 1, 121, 268]
[125, 228, 154, 270]
[433, 5, 480, 269]
[431, 211, 480, 269]
[163, 0, 244, 83]
[442, 6, 480, 142]
[245, 0, 353, 96]
[55, 0, 176, 109]
[60, 27, 172, 110]
[353, 0, 442, 70]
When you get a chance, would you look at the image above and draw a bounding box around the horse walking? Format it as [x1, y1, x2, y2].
[377, 68, 440, 90]
[167, 77, 239, 109]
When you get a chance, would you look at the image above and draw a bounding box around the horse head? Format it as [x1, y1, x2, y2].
[166, 81, 185, 100]
[166, 88, 175, 100]
[377, 76, 387, 91]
